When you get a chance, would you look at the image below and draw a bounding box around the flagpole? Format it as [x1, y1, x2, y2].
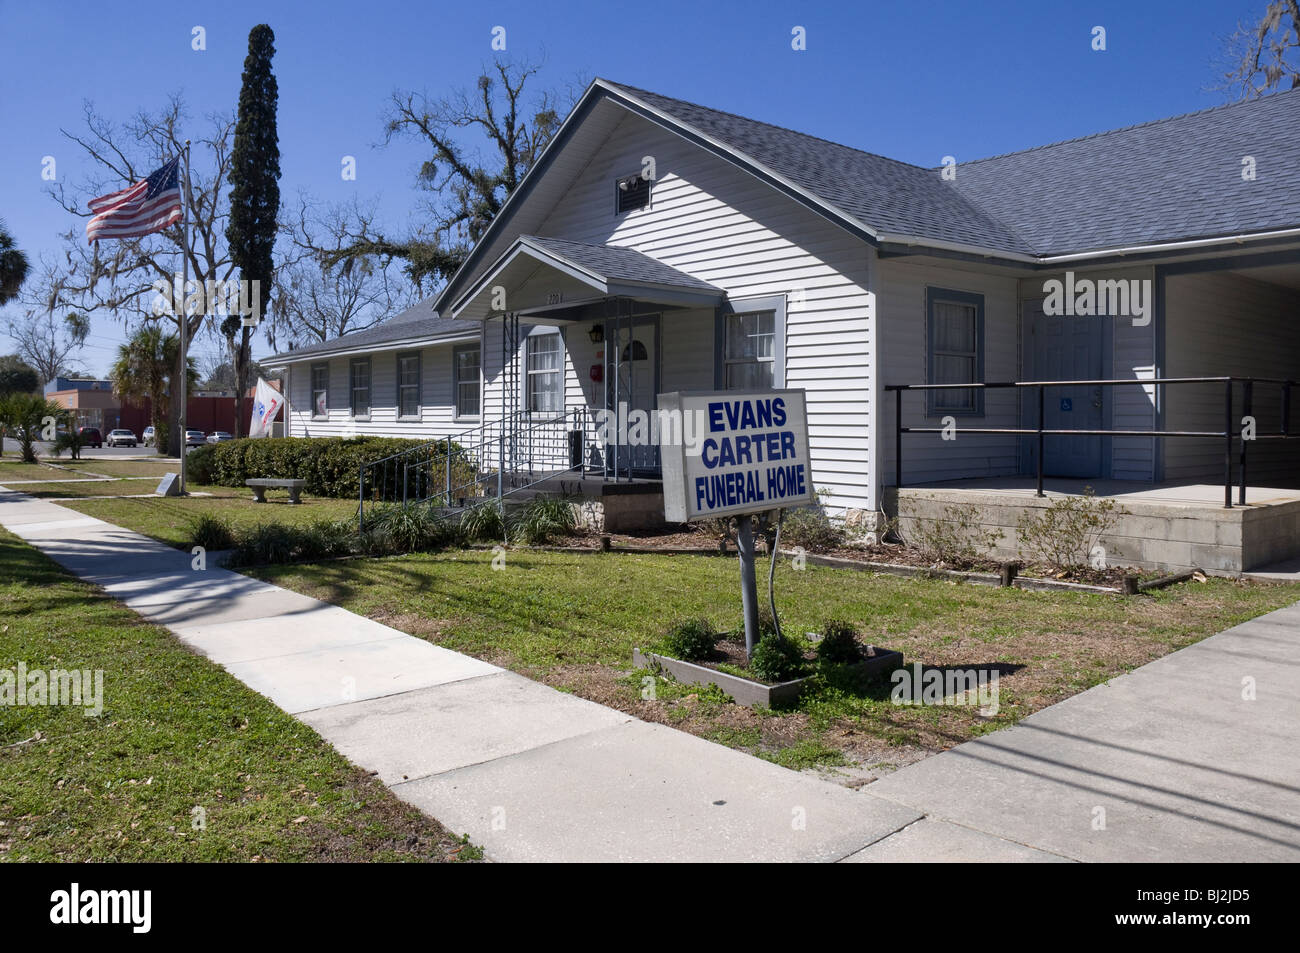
[179, 140, 191, 494]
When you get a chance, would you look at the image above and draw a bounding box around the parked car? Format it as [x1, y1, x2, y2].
[205, 431, 235, 444]
[106, 428, 137, 448]
[184, 429, 207, 448]
[142, 426, 155, 446]
[78, 427, 103, 448]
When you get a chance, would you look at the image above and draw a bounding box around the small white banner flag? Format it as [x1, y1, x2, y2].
[248, 378, 284, 438]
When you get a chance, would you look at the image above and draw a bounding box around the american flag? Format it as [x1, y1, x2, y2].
[85, 156, 183, 244]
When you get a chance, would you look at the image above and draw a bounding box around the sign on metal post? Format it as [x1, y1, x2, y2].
[659, 389, 814, 657]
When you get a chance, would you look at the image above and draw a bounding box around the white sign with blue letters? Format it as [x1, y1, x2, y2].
[658, 389, 814, 522]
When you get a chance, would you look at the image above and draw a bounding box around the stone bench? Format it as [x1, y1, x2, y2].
[245, 478, 306, 504]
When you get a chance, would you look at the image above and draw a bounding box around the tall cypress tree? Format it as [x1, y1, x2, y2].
[225, 23, 280, 436]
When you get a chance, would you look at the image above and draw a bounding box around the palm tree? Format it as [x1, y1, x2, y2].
[0, 393, 67, 462]
[0, 219, 29, 305]
[110, 324, 198, 455]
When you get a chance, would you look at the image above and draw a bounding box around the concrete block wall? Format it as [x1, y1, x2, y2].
[886, 488, 1300, 573]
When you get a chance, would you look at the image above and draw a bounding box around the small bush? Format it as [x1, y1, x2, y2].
[364, 502, 451, 554]
[300, 518, 358, 560]
[659, 618, 718, 661]
[749, 632, 807, 683]
[459, 501, 505, 542]
[511, 497, 578, 544]
[230, 523, 300, 567]
[49, 430, 85, 460]
[186, 513, 236, 551]
[1016, 488, 1123, 571]
[817, 619, 861, 664]
[778, 503, 845, 552]
[905, 502, 1004, 568]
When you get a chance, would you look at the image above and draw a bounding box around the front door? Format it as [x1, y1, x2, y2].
[606, 314, 659, 475]
[1028, 304, 1106, 478]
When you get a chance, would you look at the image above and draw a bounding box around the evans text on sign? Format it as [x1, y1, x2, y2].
[659, 389, 814, 522]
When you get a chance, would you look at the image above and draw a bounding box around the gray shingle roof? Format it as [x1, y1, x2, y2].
[605, 81, 1036, 256]
[266, 298, 479, 363]
[605, 80, 1300, 259]
[947, 90, 1300, 255]
[520, 235, 723, 291]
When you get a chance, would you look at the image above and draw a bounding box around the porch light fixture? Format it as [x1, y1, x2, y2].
[588, 324, 604, 344]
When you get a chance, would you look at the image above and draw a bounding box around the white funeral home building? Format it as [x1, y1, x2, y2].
[268, 79, 1300, 572]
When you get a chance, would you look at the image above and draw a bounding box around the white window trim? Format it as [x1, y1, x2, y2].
[396, 351, 422, 421]
[310, 362, 329, 420]
[349, 357, 371, 420]
[525, 332, 563, 414]
[453, 343, 481, 421]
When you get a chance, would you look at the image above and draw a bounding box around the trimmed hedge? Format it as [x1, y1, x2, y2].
[187, 436, 473, 500]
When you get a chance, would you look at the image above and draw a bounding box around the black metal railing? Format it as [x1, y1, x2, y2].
[357, 407, 599, 528]
[886, 376, 1299, 508]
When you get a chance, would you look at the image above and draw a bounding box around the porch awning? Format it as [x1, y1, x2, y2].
[448, 234, 725, 320]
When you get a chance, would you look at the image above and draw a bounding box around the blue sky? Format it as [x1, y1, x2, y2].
[0, 0, 1266, 375]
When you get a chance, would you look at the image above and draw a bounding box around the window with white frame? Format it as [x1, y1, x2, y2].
[454, 344, 480, 419]
[926, 288, 984, 416]
[349, 357, 370, 417]
[526, 333, 562, 413]
[311, 363, 329, 419]
[724, 311, 775, 389]
[397, 352, 421, 419]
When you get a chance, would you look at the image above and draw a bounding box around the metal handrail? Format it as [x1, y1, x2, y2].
[887, 376, 1298, 508]
[357, 406, 598, 528]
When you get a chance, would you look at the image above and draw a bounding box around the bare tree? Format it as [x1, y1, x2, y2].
[38, 96, 238, 453]
[318, 59, 575, 291]
[5, 292, 89, 386]
[1222, 1, 1300, 98]
[270, 196, 418, 348]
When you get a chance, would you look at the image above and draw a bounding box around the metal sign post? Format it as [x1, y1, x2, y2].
[658, 389, 814, 661]
[735, 516, 761, 657]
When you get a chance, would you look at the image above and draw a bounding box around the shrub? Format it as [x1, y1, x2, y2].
[459, 501, 505, 542]
[186, 513, 236, 551]
[659, 618, 718, 661]
[777, 492, 846, 552]
[1016, 488, 1123, 571]
[49, 430, 85, 460]
[364, 502, 450, 554]
[749, 632, 807, 683]
[817, 619, 861, 664]
[182, 436, 476, 499]
[905, 502, 1004, 568]
[300, 518, 359, 560]
[230, 523, 300, 567]
[510, 497, 578, 544]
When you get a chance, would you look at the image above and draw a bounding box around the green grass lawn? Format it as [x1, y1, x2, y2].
[245, 548, 1300, 777]
[0, 529, 479, 862]
[38, 486, 1300, 780]
[0, 460, 89, 482]
[60, 486, 358, 544]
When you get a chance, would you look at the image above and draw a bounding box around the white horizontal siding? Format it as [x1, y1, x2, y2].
[285, 340, 481, 441]
[878, 258, 1020, 486]
[1164, 270, 1300, 483]
[533, 110, 875, 515]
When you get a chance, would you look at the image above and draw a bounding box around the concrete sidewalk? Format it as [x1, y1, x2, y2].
[0, 490, 935, 862]
[3, 487, 1296, 862]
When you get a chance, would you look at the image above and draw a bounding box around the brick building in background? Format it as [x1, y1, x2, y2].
[43, 377, 284, 439]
